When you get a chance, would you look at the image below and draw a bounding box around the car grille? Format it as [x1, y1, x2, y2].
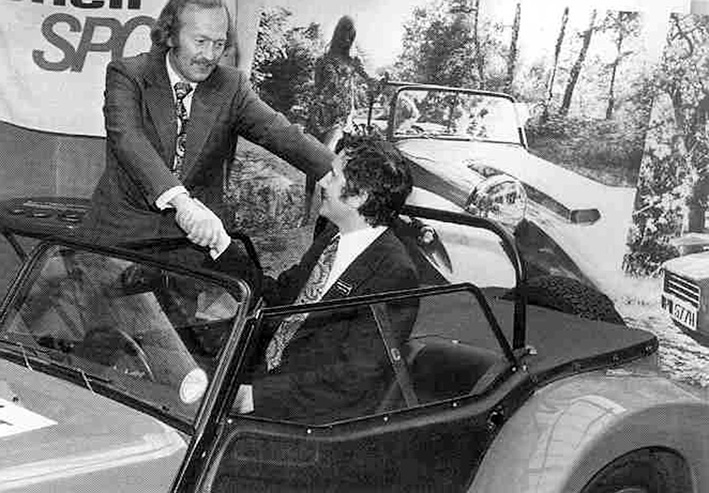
[664, 271, 700, 308]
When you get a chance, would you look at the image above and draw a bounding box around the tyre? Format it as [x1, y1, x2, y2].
[580, 449, 690, 493]
[504, 275, 626, 325]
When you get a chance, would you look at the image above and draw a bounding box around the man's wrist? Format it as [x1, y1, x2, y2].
[170, 192, 192, 211]
[209, 228, 232, 259]
[156, 186, 189, 210]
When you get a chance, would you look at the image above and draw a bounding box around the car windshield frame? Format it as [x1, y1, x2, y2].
[373, 82, 527, 147]
[0, 236, 252, 435]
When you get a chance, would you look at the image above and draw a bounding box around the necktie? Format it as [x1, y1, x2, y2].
[265, 235, 340, 371]
[173, 81, 193, 178]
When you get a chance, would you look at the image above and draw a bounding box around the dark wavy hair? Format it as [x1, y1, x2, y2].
[150, 0, 235, 51]
[340, 135, 413, 227]
[328, 15, 356, 57]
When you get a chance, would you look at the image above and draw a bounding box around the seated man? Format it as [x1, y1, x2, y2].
[210, 135, 420, 423]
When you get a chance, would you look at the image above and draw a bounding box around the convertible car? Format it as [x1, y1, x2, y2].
[363, 82, 636, 304]
[0, 196, 707, 492]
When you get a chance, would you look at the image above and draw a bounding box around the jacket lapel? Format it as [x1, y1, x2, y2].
[183, 67, 228, 179]
[321, 229, 393, 301]
[143, 48, 176, 166]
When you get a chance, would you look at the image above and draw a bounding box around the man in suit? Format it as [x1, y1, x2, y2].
[210, 135, 419, 423]
[81, 0, 334, 250]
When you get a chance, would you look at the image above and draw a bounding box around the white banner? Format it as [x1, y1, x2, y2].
[0, 0, 163, 136]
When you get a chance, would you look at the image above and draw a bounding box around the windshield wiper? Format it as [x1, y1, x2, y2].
[0, 338, 46, 369]
[0, 338, 113, 391]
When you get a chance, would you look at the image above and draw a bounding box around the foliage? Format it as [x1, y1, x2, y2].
[623, 141, 686, 275]
[250, 7, 325, 123]
[526, 68, 654, 187]
[393, 0, 507, 90]
[625, 14, 709, 274]
[250, 7, 290, 92]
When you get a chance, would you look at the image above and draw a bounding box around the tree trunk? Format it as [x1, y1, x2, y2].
[685, 96, 709, 242]
[543, 7, 569, 121]
[560, 9, 597, 117]
[606, 12, 637, 119]
[605, 29, 623, 119]
[505, 1, 522, 93]
[472, 0, 484, 89]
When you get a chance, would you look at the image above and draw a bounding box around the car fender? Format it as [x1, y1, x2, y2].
[469, 369, 709, 493]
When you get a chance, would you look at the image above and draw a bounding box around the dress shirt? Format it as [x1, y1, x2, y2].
[155, 53, 197, 210]
[322, 225, 387, 294]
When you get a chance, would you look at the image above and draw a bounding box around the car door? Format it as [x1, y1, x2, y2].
[0, 239, 254, 492]
[182, 284, 534, 492]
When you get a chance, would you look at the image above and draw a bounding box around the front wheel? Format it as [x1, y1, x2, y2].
[581, 449, 690, 493]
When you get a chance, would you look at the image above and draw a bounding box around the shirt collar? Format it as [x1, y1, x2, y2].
[338, 224, 387, 246]
[165, 52, 197, 92]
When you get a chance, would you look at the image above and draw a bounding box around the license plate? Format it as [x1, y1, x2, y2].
[662, 294, 698, 331]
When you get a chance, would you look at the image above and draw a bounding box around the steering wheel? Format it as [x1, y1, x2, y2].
[410, 124, 425, 133]
[80, 326, 156, 381]
[398, 124, 425, 136]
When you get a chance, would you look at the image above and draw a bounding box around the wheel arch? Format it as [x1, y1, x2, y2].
[576, 446, 692, 493]
[468, 373, 709, 493]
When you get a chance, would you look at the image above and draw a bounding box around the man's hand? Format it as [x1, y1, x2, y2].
[173, 196, 225, 248]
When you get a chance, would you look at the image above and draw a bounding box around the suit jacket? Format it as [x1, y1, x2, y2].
[82, 46, 334, 244]
[212, 226, 419, 424]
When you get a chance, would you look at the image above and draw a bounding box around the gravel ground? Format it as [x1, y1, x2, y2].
[614, 275, 709, 389]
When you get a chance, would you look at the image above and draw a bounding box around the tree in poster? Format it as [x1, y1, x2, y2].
[559, 9, 597, 116]
[394, 0, 507, 90]
[504, 1, 522, 93]
[602, 11, 642, 120]
[624, 13, 709, 274]
[250, 6, 325, 123]
[543, 7, 569, 121]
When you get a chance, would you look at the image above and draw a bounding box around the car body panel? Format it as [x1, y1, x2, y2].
[398, 138, 636, 293]
[398, 139, 608, 213]
[470, 365, 708, 493]
[663, 249, 709, 279]
[661, 251, 709, 335]
[0, 359, 186, 492]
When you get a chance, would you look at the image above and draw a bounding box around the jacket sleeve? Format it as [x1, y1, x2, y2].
[230, 71, 334, 182]
[103, 60, 182, 206]
[252, 261, 419, 423]
[209, 241, 264, 301]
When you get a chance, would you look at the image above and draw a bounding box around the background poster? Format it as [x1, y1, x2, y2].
[0, 0, 160, 135]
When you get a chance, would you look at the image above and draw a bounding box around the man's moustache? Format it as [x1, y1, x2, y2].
[193, 59, 216, 68]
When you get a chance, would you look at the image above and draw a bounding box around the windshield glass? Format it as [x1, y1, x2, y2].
[235, 287, 506, 426]
[388, 88, 521, 144]
[0, 244, 247, 425]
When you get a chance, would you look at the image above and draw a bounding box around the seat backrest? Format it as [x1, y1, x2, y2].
[376, 337, 502, 413]
[409, 338, 501, 402]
